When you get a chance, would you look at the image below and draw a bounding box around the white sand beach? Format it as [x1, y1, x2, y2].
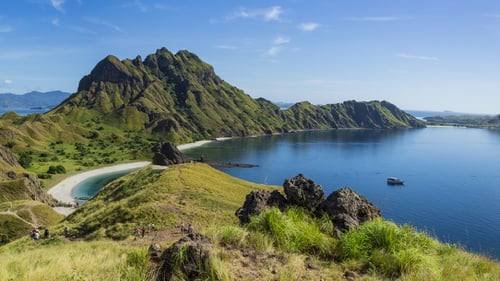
[48, 161, 151, 215]
[177, 140, 213, 151]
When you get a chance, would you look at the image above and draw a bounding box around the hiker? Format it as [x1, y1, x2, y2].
[63, 227, 69, 237]
[44, 228, 49, 239]
[141, 227, 146, 238]
[31, 229, 40, 240]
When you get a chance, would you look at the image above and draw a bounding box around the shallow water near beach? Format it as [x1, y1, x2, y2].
[185, 127, 500, 259]
[71, 169, 135, 204]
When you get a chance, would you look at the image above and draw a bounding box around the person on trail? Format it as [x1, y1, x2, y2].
[141, 227, 146, 238]
[31, 229, 40, 240]
[44, 228, 49, 239]
[63, 227, 69, 237]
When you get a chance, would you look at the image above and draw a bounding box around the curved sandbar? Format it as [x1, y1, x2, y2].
[48, 161, 151, 215]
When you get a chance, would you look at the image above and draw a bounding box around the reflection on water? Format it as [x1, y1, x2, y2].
[186, 128, 500, 259]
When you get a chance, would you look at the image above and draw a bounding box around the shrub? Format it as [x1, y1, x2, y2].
[247, 207, 336, 257]
[18, 152, 32, 168]
[47, 165, 66, 174]
[339, 219, 438, 278]
[37, 173, 52, 179]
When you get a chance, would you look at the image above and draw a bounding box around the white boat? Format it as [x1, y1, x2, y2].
[387, 177, 404, 185]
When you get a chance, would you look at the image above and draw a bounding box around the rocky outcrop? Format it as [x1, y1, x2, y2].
[0, 146, 20, 170]
[236, 190, 287, 224]
[283, 174, 325, 212]
[237, 175, 381, 235]
[152, 142, 185, 166]
[320, 187, 381, 234]
[156, 233, 212, 281]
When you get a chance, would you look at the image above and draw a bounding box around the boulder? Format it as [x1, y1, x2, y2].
[156, 233, 212, 281]
[236, 190, 287, 224]
[152, 142, 185, 166]
[283, 174, 325, 212]
[320, 187, 381, 234]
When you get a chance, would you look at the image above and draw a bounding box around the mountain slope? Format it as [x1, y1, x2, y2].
[52, 48, 424, 143]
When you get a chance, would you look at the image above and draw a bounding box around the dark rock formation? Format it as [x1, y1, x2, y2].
[283, 174, 325, 212]
[320, 187, 381, 234]
[236, 190, 287, 224]
[156, 233, 212, 281]
[152, 142, 185, 166]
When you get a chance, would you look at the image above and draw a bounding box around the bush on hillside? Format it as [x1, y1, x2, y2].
[47, 165, 66, 174]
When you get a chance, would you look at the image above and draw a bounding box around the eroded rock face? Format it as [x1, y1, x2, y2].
[283, 174, 325, 212]
[152, 142, 185, 166]
[320, 187, 381, 234]
[236, 190, 287, 224]
[0, 146, 21, 169]
[156, 233, 212, 281]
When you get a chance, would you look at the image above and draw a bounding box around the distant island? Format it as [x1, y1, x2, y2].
[0, 91, 71, 115]
[424, 114, 500, 128]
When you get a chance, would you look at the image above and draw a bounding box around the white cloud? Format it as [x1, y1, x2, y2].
[299, 22, 320, 31]
[273, 36, 290, 45]
[3, 79, 12, 85]
[266, 46, 282, 56]
[0, 25, 12, 33]
[228, 6, 283, 22]
[51, 18, 60, 26]
[51, 0, 66, 12]
[396, 53, 439, 61]
[83, 17, 122, 32]
[346, 16, 414, 22]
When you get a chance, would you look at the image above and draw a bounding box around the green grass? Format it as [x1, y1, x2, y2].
[0, 163, 498, 280]
[247, 207, 336, 257]
[62, 163, 273, 239]
[0, 200, 63, 244]
[0, 237, 149, 281]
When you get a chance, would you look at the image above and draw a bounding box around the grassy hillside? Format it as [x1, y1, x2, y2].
[0, 163, 497, 281]
[63, 163, 272, 239]
[0, 200, 63, 244]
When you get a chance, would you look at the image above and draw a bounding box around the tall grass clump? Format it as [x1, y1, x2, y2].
[246, 207, 336, 257]
[339, 219, 439, 278]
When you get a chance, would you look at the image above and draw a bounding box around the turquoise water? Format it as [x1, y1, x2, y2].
[184, 127, 500, 259]
[71, 169, 136, 204]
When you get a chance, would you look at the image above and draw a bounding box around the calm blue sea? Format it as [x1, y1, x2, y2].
[184, 128, 500, 259]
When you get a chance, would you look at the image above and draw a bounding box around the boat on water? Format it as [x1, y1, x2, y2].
[387, 177, 404, 185]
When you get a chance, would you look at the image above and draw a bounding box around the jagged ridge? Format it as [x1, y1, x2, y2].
[53, 48, 424, 142]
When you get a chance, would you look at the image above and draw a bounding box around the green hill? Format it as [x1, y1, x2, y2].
[0, 200, 63, 244]
[52, 48, 424, 143]
[0, 163, 496, 281]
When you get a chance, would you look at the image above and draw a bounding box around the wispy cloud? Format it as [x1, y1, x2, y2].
[214, 45, 238, 50]
[83, 17, 122, 32]
[273, 36, 290, 45]
[3, 79, 12, 85]
[484, 14, 500, 19]
[266, 46, 282, 56]
[396, 53, 439, 61]
[345, 16, 414, 22]
[51, 0, 66, 13]
[266, 35, 291, 57]
[228, 6, 283, 22]
[299, 22, 320, 32]
[68, 25, 96, 34]
[0, 48, 82, 60]
[51, 18, 60, 27]
[0, 25, 12, 33]
[121, 1, 175, 13]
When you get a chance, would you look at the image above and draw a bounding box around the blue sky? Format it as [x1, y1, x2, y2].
[0, 0, 499, 114]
